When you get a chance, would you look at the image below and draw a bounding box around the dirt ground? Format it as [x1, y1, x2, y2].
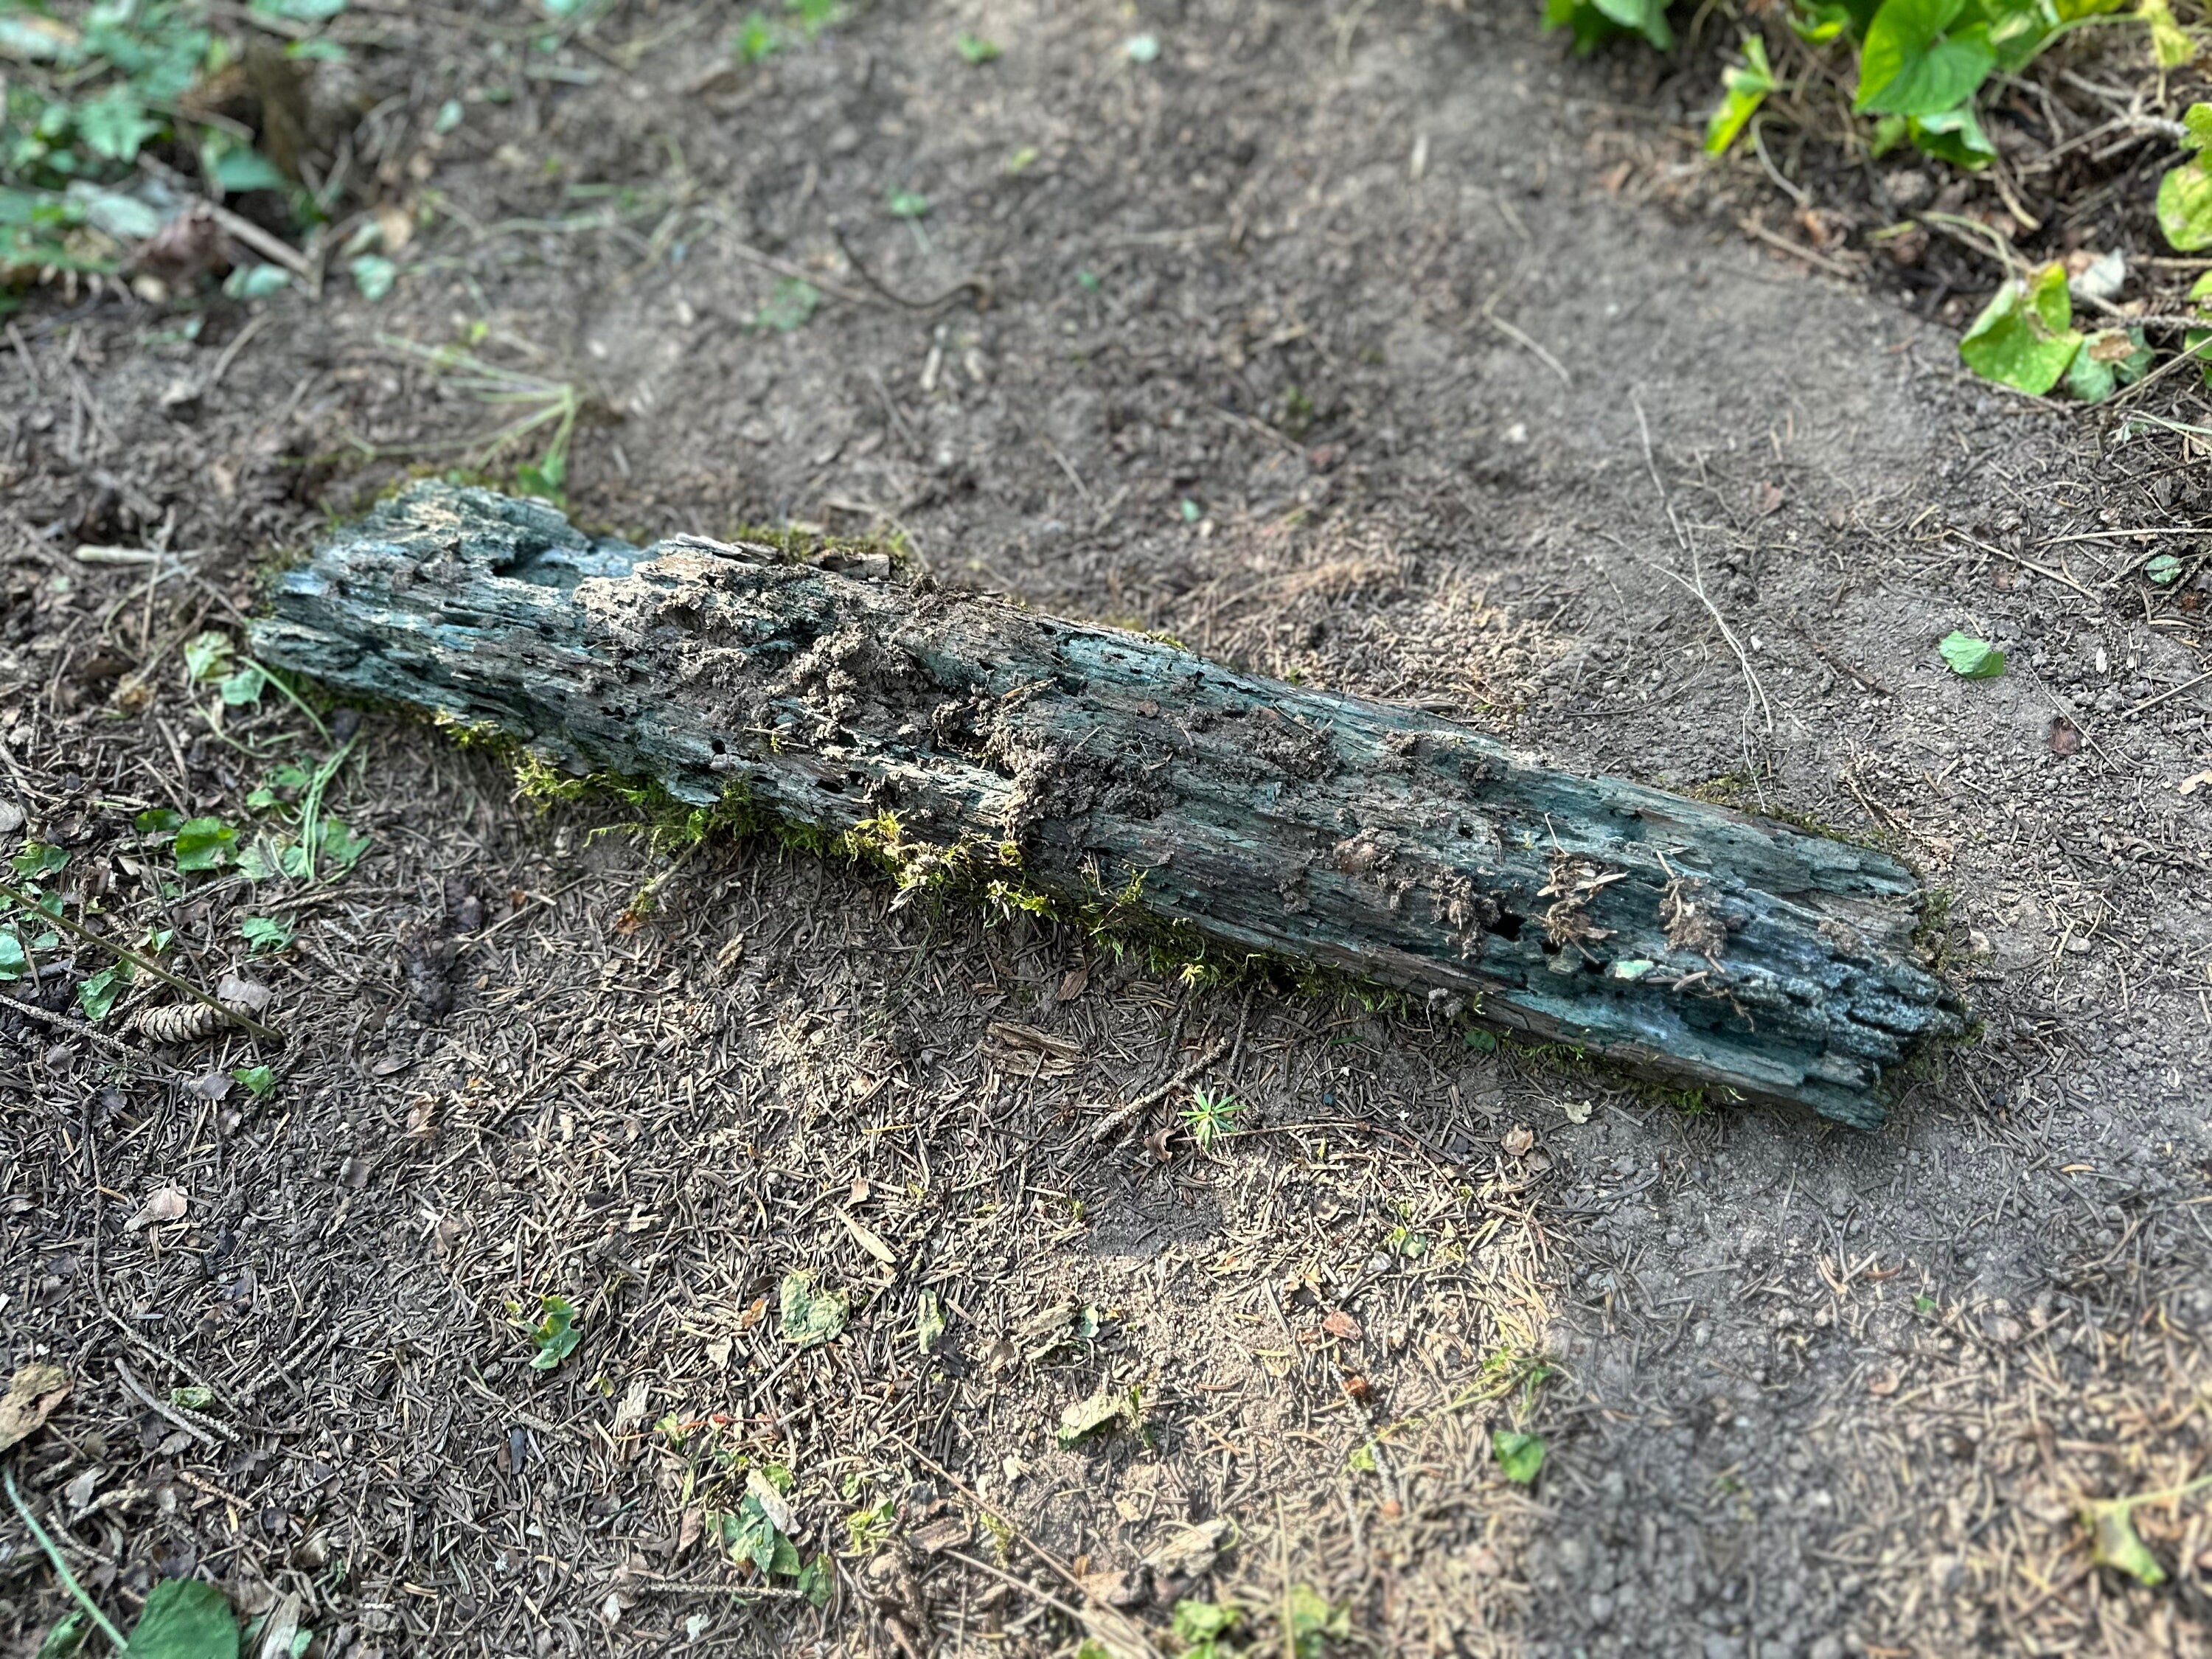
[4, 2, 2212, 1656]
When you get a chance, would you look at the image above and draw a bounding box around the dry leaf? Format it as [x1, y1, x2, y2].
[838, 1206, 897, 1265]
[734, 1295, 768, 1332]
[215, 973, 271, 1012]
[125, 1186, 189, 1232]
[1142, 1125, 1175, 1163]
[1867, 1367, 1900, 1397]
[1321, 1310, 1363, 1342]
[1501, 1125, 1536, 1157]
[1561, 1099, 1594, 1124]
[1057, 964, 1090, 1002]
[0, 1362, 70, 1452]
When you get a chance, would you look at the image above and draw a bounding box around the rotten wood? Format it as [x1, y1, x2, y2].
[250, 484, 1960, 1127]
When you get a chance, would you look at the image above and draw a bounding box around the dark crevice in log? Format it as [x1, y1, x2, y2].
[250, 483, 1964, 1129]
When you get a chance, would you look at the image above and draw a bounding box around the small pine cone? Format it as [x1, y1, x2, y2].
[133, 1001, 234, 1043]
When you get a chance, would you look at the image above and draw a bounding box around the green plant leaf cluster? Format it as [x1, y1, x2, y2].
[1956, 262, 2150, 400]
[1, 1, 344, 290]
[529, 1293, 582, 1369]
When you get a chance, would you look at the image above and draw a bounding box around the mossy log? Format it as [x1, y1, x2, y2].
[251, 483, 1959, 1128]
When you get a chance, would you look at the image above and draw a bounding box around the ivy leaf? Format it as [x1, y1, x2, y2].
[1592, 0, 1674, 48]
[886, 187, 929, 220]
[1855, 0, 1996, 116]
[779, 1270, 849, 1347]
[1958, 264, 2081, 394]
[218, 664, 266, 706]
[1704, 36, 1775, 156]
[956, 32, 1001, 64]
[2144, 552, 2184, 585]
[1938, 632, 2006, 678]
[0, 933, 27, 983]
[2084, 1499, 2167, 1586]
[1492, 1428, 1546, 1484]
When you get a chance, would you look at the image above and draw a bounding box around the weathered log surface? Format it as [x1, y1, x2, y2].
[251, 483, 1960, 1127]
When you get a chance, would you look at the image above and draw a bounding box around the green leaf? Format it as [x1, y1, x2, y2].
[12, 842, 67, 880]
[253, 0, 349, 19]
[1464, 1026, 1498, 1052]
[1172, 1601, 1241, 1642]
[316, 818, 372, 873]
[240, 917, 293, 953]
[785, 0, 841, 40]
[2141, 0, 2196, 67]
[734, 12, 780, 62]
[76, 89, 161, 163]
[751, 276, 819, 333]
[2145, 552, 2184, 585]
[173, 818, 237, 872]
[917, 1289, 946, 1355]
[1855, 0, 1995, 116]
[1958, 265, 2081, 394]
[349, 254, 397, 301]
[222, 263, 293, 300]
[1906, 105, 1996, 170]
[529, 1294, 582, 1369]
[135, 808, 185, 836]
[218, 664, 266, 706]
[2159, 155, 2212, 251]
[779, 1270, 849, 1347]
[170, 1385, 215, 1411]
[886, 187, 929, 219]
[184, 632, 232, 683]
[78, 964, 129, 1023]
[231, 1064, 275, 1099]
[0, 932, 28, 983]
[1938, 631, 2006, 678]
[1593, 0, 1674, 48]
[35, 1611, 88, 1659]
[123, 1579, 239, 1659]
[956, 32, 1001, 64]
[2066, 327, 2153, 402]
[1492, 1428, 1546, 1484]
[1284, 1584, 1349, 1659]
[1123, 32, 1161, 62]
[2084, 1499, 2166, 1586]
[78, 189, 161, 240]
[1704, 35, 1775, 156]
[212, 147, 289, 194]
[795, 1552, 833, 1607]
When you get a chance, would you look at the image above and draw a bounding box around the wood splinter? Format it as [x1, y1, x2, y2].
[251, 483, 1961, 1128]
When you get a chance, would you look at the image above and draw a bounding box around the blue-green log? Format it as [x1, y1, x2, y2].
[251, 483, 1961, 1128]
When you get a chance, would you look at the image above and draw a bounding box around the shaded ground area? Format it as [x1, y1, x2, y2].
[3, 3, 2210, 1657]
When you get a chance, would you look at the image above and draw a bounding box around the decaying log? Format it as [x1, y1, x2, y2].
[251, 484, 1960, 1127]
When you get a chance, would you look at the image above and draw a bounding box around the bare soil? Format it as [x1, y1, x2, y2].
[4, 4, 2211, 1658]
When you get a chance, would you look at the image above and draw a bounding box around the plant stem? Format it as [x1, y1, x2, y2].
[0, 880, 283, 1043]
[4, 1469, 130, 1652]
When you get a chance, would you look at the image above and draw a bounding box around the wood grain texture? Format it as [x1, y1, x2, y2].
[251, 483, 1960, 1127]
